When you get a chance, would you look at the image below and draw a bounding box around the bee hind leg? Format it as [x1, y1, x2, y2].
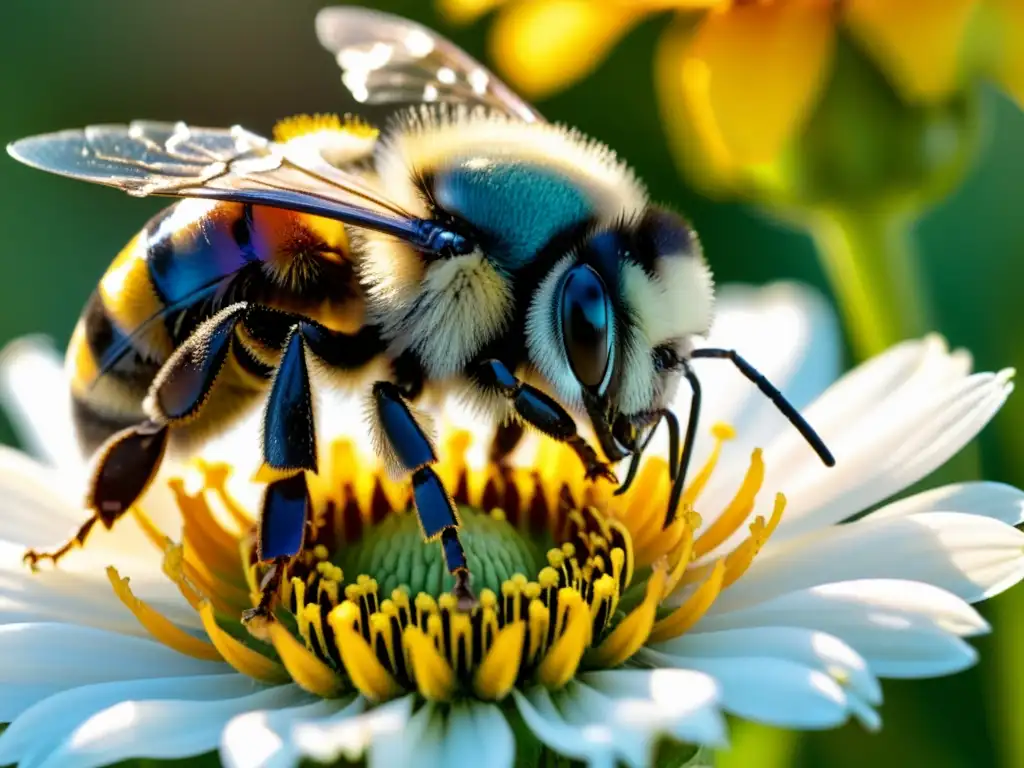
[372, 381, 474, 611]
[27, 305, 247, 571]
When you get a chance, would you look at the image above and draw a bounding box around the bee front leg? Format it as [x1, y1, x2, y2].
[24, 303, 246, 570]
[244, 326, 317, 626]
[371, 381, 474, 610]
[474, 359, 616, 484]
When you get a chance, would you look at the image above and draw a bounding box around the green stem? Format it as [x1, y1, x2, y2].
[809, 206, 931, 360]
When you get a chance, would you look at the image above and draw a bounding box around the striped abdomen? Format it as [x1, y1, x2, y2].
[67, 198, 363, 452]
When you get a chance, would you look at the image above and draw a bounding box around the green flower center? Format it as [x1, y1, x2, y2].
[335, 506, 551, 598]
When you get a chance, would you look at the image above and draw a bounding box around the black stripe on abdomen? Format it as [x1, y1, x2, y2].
[82, 290, 160, 392]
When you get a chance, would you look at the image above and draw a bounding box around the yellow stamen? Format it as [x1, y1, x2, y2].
[723, 493, 786, 588]
[664, 525, 695, 598]
[198, 602, 289, 683]
[684, 423, 736, 507]
[693, 448, 764, 558]
[267, 621, 346, 698]
[328, 602, 402, 703]
[107, 567, 222, 662]
[589, 564, 667, 668]
[405, 625, 457, 702]
[473, 621, 526, 701]
[648, 559, 727, 644]
[171, 478, 246, 583]
[538, 590, 591, 688]
[182, 559, 239, 615]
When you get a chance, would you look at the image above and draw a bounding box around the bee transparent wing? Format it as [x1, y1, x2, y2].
[7, 120, 437, 245]
[315, 6, 543, 123]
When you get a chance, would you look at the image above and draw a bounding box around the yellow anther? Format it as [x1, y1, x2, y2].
[490, 507, 507, 522]
[711, 422, 736, 440]
[547, 548, 566, 569]
[538, 567, 561, 589]
[438, 593, 458, 612]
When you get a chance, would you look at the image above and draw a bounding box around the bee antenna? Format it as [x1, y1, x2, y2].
[665, 362, 702, 529]
[689, 347, 835, 467]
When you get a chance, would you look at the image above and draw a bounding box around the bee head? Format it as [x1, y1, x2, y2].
[527, 206, 714, 462]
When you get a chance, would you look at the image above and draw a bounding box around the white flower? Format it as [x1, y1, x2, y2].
[0, 281, 1019, 768]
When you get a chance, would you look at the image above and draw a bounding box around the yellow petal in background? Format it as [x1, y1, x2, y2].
[988, 0, 1024, 107]
[439, 0, 511, 25]
[678, 0, 836, 167]
[489, 0, 644, 99]
[844, 0, 979, 102]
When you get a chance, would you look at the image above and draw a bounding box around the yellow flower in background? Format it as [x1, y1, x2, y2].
[440, 0, 1024, 171]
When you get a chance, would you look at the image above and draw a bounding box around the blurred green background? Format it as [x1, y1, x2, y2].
[0, 2, 1022, 766]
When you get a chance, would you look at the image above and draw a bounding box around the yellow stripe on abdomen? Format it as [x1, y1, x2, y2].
[99, 231, 174, 361]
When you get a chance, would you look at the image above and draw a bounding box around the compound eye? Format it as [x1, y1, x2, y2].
[560, 264, 613, 392]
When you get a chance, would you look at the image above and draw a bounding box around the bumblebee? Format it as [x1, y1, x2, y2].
[6, 7, 834, 614]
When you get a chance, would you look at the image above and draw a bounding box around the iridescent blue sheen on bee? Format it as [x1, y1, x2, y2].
[432, 160, 592, 269]
[145, 202, 257, 306]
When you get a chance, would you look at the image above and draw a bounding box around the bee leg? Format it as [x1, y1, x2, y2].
[372, 381, 474, 611]
[475, 359, 616, 484]
[24, 305, 247, 570]
[244, 327, 317, 625]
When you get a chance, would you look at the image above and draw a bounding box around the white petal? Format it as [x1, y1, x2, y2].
[0, 623, 228, 686]
[866, 482, 1024, 526]
[700, 579, 989, 638]
[220, 697, 352, 768]
[512, 687, 614, 768]
[0, 684, 66, 722]
[0, 674, 256, 765]
[0, 447, 181, 578]
[700, 366, 1013, 563]
[670, 656, 848, 729]
[580, 669, 726, 756]
[695, 585, 980, 679]
[644, 626, 881, 705]
[440, 701, 515, 768]
[771, 368, 1012, 541]
[34, 684, 313, 768]
[290, 695, 415, 768]
[0, 448, 83, 544]
[714, 512, 1024, 614]
[0, 336, 84, 473]
[513, 669, 724, 768]
[374, 700, 447, 767]
[0, 548, 200, 633]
